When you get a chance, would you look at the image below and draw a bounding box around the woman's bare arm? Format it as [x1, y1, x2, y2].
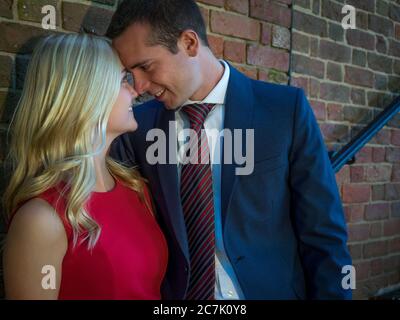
[3, 198, 68, 300]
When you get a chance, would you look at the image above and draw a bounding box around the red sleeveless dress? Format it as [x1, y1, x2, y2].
[36, 179, 168, 300]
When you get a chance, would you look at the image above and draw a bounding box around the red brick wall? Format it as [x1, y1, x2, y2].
[0, 0, 399, 300]
[292, 0, 400, 299]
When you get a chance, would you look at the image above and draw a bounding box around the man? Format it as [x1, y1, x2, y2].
[107, 0, 352, 300]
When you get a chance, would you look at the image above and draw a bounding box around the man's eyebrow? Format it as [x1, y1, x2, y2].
[130, 60, 151, 70]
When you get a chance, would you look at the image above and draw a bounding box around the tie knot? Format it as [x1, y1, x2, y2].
[181, 103, 215, 128]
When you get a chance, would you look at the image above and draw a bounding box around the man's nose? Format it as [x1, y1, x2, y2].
[132, 70, 150, 95]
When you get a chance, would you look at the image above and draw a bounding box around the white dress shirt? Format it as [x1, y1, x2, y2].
[175, 60, 245, 300]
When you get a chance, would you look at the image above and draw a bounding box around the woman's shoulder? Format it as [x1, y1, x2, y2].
[7, 197, 68, 251]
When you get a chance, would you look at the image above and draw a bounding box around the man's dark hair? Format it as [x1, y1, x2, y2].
[106, 0, 209, 53]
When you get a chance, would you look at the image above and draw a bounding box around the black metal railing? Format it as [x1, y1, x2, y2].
[329, 95, 400, 173]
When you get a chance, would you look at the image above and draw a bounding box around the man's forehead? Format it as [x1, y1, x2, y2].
[112, 24, 154, 66]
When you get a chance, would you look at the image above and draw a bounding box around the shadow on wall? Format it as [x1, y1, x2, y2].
[0, 2, 117, 300]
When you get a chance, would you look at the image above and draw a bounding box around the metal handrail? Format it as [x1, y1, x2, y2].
[330, 95, 400, 173]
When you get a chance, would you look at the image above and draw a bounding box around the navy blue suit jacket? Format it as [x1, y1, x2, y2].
[110, 65, 352, 300]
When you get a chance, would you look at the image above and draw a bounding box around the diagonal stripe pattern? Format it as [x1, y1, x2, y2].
[180, 103, 215, 300]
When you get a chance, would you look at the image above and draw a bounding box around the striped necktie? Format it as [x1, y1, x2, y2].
[180, 103, 215, 300]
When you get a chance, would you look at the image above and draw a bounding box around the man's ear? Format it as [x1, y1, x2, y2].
[178, 30, 200, 57]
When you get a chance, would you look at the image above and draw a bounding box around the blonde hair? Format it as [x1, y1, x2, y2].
[4, 33, 147, 249]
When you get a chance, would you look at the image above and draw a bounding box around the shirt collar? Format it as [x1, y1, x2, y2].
[183, 60, 230, 106]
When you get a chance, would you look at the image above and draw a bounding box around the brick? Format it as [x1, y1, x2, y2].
[389, 237, 400, 253]
[0, 22, 55, 54]
[393, 163, 400, 181]
[367, 91, 393, 109]
[350, 166, 365, 183]
[370, 259, 384, 276]
[345, 106, 373, 125]
[261, 23, 272, 45]
[352, 49, 367, 67]
[346, 30, 375, 51]
[376, 35, 388, 54]
[320, 123, 348, 143]
[369, 223, 383, 239]
[347, 0, 375, 13]
[348, 243, 362, 260]
[345, 66, 373, 88]
[233, 64, 257, 80]
[293, 11, 327, 37]
[372, 184, 385, 201]
[354, 261, 370, 281]
[292, 54, 324, 79]
[319, 40, 351, 63]
[385, 183, 400, 201]
[211, 11, 260, 41]
[309, 78, 319, 98]
[312, 0, 320, 15]
[364, 241, 388, 258]
[384, 218, 400, 236]
[344, 204, 364, 223]
[377, 0, 389, 16]
[310, 38, 319, 57]
[292, 32, 309, 54]
[18, 0, 59, 24]
[372, 147, 385, 163]
[223, 40, 245, 63]
[328, 22, 344, 42]
[197, 0, 224, 6]
[247, 45, 289, 71]
[326, 62, 342, 82]
[62, 2, 114, 35]
[389, 3, 400, 22]
[365, 203, 390, 221]
[368, 15, 394, 37]
[327, 103, 343, 121]
[290, 76, 308, 93]
[356, 11, 368, 29]
[335, 165, 350, 185]
[392, 202, 400, 218]
[0, 55, 13, 88]
[367, 52, 393, 74]
[384, 255, 400, 272]
[309, 100, 325, 121]
[343, 184, 370, 204]
[388, 76, 400, 93]
[386, 148, 400, 163]
[208, 34, 223, 58]
[392, 130, 400, 146]
[347, 223, 370, 241]
[265, 69, 288, 84]
[351, 88, 365, 106]
[272, 25, 290, 50]
[0, 0, 13, 18]
[393, 59, 400, 75]
[250, 0, 291, 28]
[321, 0, 342, 22]
[225, 0, 249, 15]
[355, 146, 373, 164]
[374, 74, 388, 91]
[389, 39, 400, 57]
[295, 0, 310, 9]
[320, 83, 350, 103]
[371, 129, 391, 146]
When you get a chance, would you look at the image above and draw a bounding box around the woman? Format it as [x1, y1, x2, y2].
[2, 33, 168, 299]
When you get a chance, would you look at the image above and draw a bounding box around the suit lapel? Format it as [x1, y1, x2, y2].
[155, 106, 190, 263]
[221, 65, 254, 228]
